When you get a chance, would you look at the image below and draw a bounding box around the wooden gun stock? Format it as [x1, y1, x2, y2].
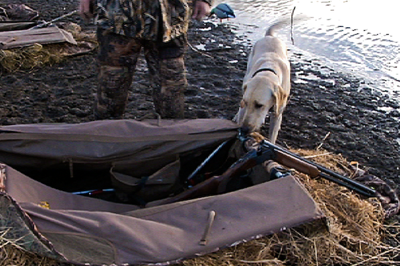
[273, 150, 320, 177]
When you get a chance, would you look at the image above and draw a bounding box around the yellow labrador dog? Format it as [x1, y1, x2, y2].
[234, 21, 290, 144]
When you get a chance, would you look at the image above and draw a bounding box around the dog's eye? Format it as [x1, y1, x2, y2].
[254, 103, 263, 109]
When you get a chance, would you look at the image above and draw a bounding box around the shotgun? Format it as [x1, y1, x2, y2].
[156, 134, 376, 205]
[258, 138, 376, 197]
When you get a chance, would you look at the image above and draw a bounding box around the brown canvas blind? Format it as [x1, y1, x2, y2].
[0, 119, 325, 265]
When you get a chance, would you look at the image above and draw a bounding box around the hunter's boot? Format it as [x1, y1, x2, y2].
[95, 65, 133, 120]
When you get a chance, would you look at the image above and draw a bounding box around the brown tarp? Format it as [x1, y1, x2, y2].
[0, 119, 326, 265]
[0, 26, 76, 49]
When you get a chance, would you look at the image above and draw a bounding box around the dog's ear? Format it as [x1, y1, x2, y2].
[242, 84, 247, 93]
[240, 84, 248, 109]
[273, 85, 289, 114]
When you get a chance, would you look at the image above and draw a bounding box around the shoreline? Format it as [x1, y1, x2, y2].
[185, 21, 400, 184]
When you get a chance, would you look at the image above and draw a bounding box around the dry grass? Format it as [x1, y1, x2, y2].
[0, 43, 62, 72]
[0, 244, 65, 266]
[1, 149, 399, 266]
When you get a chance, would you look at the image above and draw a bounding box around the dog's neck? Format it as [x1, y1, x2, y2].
[252, 68, 277, 78]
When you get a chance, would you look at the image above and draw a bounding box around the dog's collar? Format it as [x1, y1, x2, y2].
[252, 68, 277, 78]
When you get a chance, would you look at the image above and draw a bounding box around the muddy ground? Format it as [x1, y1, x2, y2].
[1, 1, 400, 207]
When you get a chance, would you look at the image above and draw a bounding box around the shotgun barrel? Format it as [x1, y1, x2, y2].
[261, 139, 376, 197]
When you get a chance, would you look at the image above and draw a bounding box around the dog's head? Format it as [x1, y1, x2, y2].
[234, 76, 288, 132]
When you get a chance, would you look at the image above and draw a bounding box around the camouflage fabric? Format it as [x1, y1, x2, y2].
[352, 167, 400, 219]
[94, 0, 212, 42]
[151, 55, 187, 118]
[93, 0, 212, 119]
[95, 28, 187, 119]
[95, 65, 133, 119]
[0, 193, 66, 262]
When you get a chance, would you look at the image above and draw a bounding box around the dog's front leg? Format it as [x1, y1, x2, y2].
[268, 112, 283, 144]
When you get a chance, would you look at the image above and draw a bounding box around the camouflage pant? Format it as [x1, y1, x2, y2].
[95, 28, 188, 119]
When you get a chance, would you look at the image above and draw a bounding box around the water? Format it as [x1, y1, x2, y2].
[211, 0, 400, 102]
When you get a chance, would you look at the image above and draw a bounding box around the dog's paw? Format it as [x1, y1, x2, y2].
[232, 115, 238, 123]
[250, 132, 266, 143]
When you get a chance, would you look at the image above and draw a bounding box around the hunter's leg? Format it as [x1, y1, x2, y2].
[95, 28, 141, 119]
[144, 36, 188, 119]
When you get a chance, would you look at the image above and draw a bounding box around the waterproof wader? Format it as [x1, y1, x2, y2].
[95, 28, 188, 119]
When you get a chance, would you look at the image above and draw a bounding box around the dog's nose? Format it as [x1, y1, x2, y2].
[240, 126, 250, 135]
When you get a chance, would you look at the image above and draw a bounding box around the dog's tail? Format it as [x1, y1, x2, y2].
[265, 13, 308, 37]
[265, 19, 290, 36]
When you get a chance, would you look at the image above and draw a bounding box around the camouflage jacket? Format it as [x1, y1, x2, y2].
[95, 0, 212, 42]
